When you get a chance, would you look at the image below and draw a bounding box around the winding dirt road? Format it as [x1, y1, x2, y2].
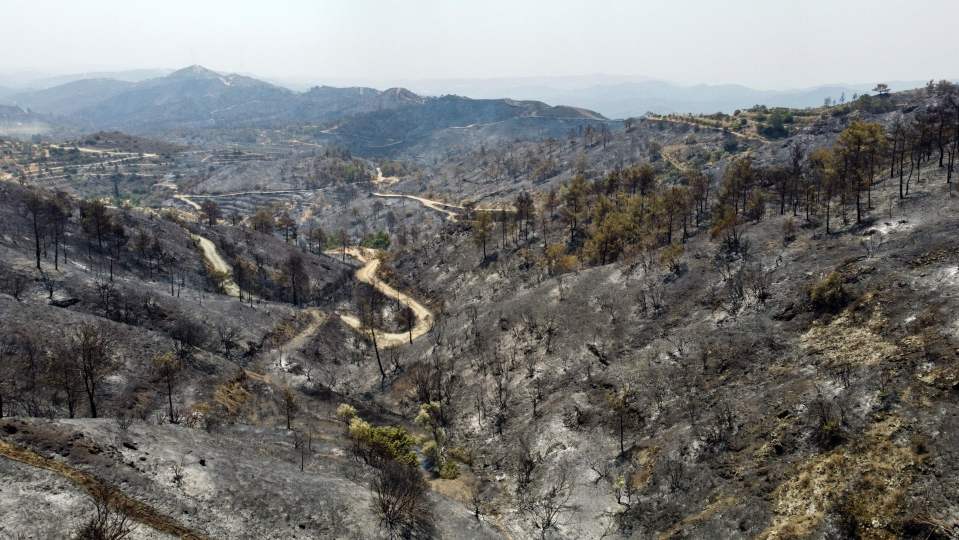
[176, 182, 442, 345]
[176, 194, 202, 210]
[189, 230, 431, 346]
[328, 247, 433, 348]
[191, 234, 240, 297]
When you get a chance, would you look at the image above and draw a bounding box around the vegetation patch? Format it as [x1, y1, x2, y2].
[807, 272, 850, 313]
[760, 416, 920, 540]
[211, 371, 253, 416]
[801, 301, 897, 367]
[348, 417, 419, 467]
[657, 495, 738, 540]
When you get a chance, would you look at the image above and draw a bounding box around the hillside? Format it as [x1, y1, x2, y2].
[317, 94, 610, 155]
[0, 105, 56, 137]
[74, 131, 187, 156]
[2, 79, 959, 540]
[6, 78, 136, 117]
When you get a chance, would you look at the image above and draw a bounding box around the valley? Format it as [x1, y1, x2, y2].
[1, 63, 959, 540]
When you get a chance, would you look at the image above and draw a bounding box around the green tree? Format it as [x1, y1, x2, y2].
[808, 147, 838, 233]
[560, 174, 588, 245]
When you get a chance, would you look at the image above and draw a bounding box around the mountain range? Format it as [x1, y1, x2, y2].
[2, 67, 938, 130]
[2, 66, 936, 153]
[0, 66, 607, 152]
[400, 75, 932, 117]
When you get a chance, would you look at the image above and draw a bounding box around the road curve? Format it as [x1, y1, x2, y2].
[175, 194, 202, 210]
[372, 192, 463, 221]
[371, 191, 515, 222]
[373, 167, 400, 187]
[328, 247, 433, 347]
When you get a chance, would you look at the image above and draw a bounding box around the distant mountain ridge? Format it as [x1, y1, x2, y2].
[7, 78, 137, 117]
[403, 76, 934, 117]
[0, 104, 54, 137]
[0, 65, 607, 153]
[0, 68, 172, 91]
[1, 66, 414, 129]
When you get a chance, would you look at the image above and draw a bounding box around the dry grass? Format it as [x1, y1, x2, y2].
[212, 374, 253, 415]
[758, 415, 921, 540]
[428, 476, 474, 505]
[801, 298, 898, 367]
[631, 446, 660, 490]
[657, 495, 738, 540]
[753, 415, 799, 462]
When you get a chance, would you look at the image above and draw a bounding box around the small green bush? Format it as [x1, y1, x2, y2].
[809, 272, 849, 313]
[335, 403, 357, 422]
[348, 418, 418, 466]
[360, 230, 391, 249]
[447, 446, 473, 465]
[438, 459, 459, 480]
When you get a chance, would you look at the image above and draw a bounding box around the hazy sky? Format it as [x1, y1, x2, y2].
[4, 0, 957, 88]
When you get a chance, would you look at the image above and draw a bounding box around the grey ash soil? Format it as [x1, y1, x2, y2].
[0, 417, 501, 539]
[2, 87, 959, 539]
[360, 165, 959, 539]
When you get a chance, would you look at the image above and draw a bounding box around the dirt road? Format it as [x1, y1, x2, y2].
[191, 234, 240, 297]
[175, 194, 202, 210]
[372, 192, 463, 220]
[373, 167, 400, 187]
[370, 191, 514, 222]
[190, 232, 429, 347]
[329, 246, 433, 347]
[646, 115, 768, 142]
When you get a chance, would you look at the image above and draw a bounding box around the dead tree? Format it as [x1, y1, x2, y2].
[73, 323, 118, 419]
[354, 283, 387, 388]
[75, 486, 134, 540]
[529, 466, 574, 540]
[152, 352, 183, 424]
[370, 461, 433, 538]
[282, 386, 298, 430]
